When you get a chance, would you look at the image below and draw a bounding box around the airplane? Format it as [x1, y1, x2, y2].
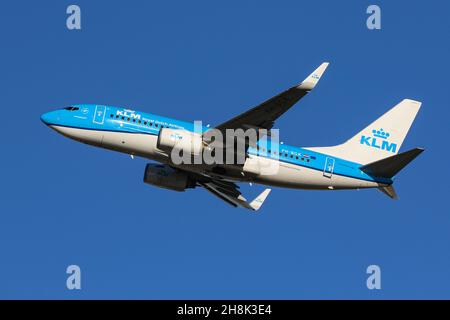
[40, 62, 424, 211]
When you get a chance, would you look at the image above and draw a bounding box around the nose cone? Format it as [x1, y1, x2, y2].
[40, 111, 60, 126]
[40, 112, 51, 125]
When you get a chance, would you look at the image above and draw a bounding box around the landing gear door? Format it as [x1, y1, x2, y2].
[323, 157, 335, 178]
[93, 105, 106, 125]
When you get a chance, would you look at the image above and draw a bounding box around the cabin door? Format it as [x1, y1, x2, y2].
[323, 157, 335, 178]
[93, 105, 106, 125]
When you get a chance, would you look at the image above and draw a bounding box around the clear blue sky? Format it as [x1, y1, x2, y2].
[0, 0, 449, 299]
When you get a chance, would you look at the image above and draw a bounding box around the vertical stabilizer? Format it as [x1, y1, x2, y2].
[306, 99, 422, 164]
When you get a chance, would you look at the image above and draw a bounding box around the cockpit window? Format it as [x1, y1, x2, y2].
[64, 107, 79, 111]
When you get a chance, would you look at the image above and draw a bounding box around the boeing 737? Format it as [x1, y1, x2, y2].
[40, 63, 424, 210]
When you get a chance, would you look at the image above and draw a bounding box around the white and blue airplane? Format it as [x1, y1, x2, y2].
[41, 63, 423, 210]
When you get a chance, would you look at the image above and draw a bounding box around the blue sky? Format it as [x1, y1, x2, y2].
[0, 0, 449, 299]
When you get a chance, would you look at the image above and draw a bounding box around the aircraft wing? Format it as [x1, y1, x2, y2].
[214, 62, 329, 132]
[197, 179, 271, 211]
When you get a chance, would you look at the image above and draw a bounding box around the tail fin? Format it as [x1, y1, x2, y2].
[306, 99, 422, 164]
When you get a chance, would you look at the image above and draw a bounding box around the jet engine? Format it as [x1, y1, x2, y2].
[143, 163, 195, 192]
[157, 128, 203, 156]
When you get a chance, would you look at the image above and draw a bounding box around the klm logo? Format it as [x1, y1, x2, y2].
[170, 133, 183, 141]
[360, 128, 397, 153]
[116, 110, 141, 120]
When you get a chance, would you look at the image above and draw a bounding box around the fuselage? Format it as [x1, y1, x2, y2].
[40, 104, 391, 190]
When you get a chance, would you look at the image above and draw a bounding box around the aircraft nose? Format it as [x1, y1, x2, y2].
[40, 111, 59, 125]
[40, 112, 50, 125]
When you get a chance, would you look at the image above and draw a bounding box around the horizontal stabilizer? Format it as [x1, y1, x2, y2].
[360, 147, 424, 178]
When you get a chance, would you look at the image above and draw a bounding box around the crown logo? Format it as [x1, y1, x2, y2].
[372, 128, 390, 139]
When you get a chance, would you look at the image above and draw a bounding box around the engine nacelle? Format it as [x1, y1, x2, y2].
[143, 164, 195, 192]
[157, 128, 203, 156]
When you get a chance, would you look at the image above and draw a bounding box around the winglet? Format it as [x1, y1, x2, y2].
[249, 188, 271, 211]
[298, 62, 330, 90]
